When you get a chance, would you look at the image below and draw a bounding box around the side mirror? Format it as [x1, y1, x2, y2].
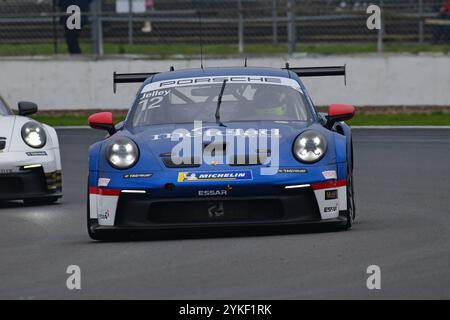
[326, 104, 355, 128]
[18, 101, 38, 116]
[88, 112, 116, 135]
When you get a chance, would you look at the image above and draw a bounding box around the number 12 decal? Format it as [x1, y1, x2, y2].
[140, 96, 163, 111]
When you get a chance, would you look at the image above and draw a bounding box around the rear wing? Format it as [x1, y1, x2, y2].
[113, 72, 159, 93]
[112, 65, 346, 93]
[283, 64, 346, 84]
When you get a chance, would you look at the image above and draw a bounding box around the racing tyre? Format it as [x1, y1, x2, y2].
[86, 183, 104, 241]
[340, 172, 355, 230]
[87, 221, 114, 241]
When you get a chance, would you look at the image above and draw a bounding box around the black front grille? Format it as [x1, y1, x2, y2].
[0, 169, 47, 197]
[0, 176, 23, 194]
[149, 199, 283, 223]
[114, 188, 321, 227]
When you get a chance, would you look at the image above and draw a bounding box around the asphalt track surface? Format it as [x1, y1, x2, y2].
[1, 128, 449, 299]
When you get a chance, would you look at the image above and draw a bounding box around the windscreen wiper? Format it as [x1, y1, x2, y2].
[215, 80, 228, 127]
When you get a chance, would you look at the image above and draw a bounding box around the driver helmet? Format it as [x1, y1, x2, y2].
[253, 87, 287, 116]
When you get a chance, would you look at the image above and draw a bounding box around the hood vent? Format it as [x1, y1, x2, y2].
[160, 153, 201, 168]
[160, 149, 271, 168]
[229, 149, 271, 166]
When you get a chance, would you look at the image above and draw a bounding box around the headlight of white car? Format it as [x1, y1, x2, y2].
[106, 137, 139, 169]
[21, 121, 47, 149]
[293, 131, 327, 163]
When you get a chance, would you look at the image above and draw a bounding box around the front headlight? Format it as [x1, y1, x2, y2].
[106, 137, 139, 169]
[21, 121, 47, 148]
[293, 131, 327, 163]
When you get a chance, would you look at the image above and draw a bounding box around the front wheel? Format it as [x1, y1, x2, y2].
[86, 181, 103, 240]
[341, 172, 356, 230]
[87, 205, 109, 241]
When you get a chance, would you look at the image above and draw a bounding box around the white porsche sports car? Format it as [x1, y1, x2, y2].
[0, 96, 62, 204]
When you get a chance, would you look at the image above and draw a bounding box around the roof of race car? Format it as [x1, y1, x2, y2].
[147, 67, 295, 85]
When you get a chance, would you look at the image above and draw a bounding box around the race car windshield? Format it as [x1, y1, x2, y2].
[131, 78, 311, 127]
[0, 97, 11, 116]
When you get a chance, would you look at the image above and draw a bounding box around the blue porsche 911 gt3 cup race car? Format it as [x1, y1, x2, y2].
[87, 65, 356, 240]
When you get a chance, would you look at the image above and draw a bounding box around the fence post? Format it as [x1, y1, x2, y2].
[52, 0, 58, 54]
[272, 0, 278, 44]
[238, 0, 244, 54]
[128, 0, 134, 45]
[287, 0, 296, 55]
[91, 0, 103, 56]
[418, 0, 424, 43]
[377, 0, 384, 53]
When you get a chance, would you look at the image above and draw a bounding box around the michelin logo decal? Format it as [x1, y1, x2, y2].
[178, 170, 253, 182]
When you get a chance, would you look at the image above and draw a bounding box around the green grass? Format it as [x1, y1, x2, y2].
[348, 113, 450, 126]
[31, 115, 126, 127]
[1, 43, 450, 57]
[31, 113, 450, 127]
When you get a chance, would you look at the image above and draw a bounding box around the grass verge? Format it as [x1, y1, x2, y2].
[348, 113, 450, 126]
[31, 115, 126, 127]
[31, 113, 450, 127]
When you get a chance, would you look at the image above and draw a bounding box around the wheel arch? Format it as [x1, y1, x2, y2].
[334, 122, 353, 171]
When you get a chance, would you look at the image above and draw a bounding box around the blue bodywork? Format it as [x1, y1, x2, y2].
[88, 67, 352, 200]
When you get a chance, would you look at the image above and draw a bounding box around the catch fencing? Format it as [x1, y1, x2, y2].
[0, 0, 448, 55]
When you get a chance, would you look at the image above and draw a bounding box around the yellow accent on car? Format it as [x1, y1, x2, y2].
[257, 105, 287, 116]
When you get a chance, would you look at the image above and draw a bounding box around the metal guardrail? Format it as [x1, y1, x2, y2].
[0, 0, 449, 55]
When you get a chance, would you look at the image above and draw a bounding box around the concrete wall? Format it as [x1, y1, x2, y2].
[1, 54, 449, 110]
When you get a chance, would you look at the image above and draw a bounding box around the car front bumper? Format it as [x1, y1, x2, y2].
[88, 179, 347, 231]
[0, 150, 62, 201]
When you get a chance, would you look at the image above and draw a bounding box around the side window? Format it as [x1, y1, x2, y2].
[0, 97, 11, 115]
[301, 86, 316, 111]
[298, 83, 319, 123]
